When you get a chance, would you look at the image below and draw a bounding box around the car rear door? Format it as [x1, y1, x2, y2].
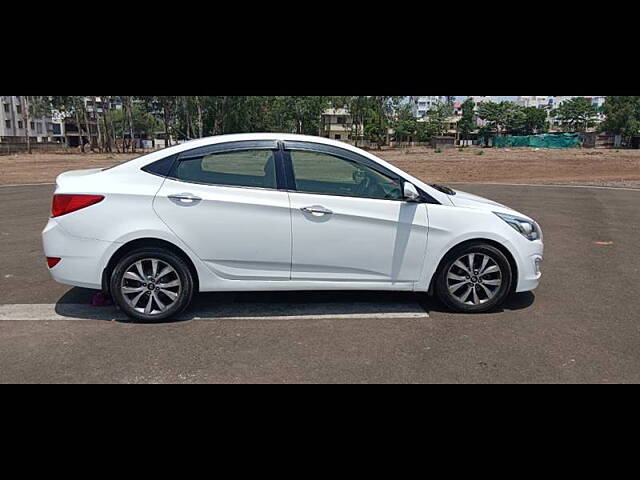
[153, 140, 292, 281]
[283, 141, 429, 284]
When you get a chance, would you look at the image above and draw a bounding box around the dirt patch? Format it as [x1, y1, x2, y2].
[0, 152, 139, 185]
[375, 146, 640, 188]
[1, 146, 640, 188]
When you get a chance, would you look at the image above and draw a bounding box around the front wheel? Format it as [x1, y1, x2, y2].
[110, 247, 194, 322]
[435, 243, 512, 313]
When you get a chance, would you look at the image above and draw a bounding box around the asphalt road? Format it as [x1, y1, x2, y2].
[0, 183, 639, 383]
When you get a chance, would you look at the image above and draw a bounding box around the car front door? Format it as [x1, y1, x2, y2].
[284, 142, 429, 284]
[153, 141, 292, 281]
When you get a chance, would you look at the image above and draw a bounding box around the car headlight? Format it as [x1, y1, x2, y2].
[494, 212, 542, 241]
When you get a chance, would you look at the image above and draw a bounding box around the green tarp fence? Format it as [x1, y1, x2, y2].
[492, 133, 581, 149]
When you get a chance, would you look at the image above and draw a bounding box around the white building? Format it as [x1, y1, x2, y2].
[319, 108, 356, 141]
[0, 96, 53, 143]
[517, 96, 554, 109]
[517, 96, 606, 129]
[467, 96, 495, 105]
[85, 96, 124, 114]
[519, 95, 605, 110]
[411, 96, 449, 118]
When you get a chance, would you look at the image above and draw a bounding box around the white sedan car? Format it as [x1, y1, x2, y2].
[42, 133, 543, 321]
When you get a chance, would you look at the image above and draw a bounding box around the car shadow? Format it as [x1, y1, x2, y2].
[54, 287, 535, 323]
[54, 287, 192, 324]
[416, 291, 536, 315]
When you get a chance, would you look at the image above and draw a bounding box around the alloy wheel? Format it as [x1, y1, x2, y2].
[120, 258, 182, 315]
[446, 253, 503, 306]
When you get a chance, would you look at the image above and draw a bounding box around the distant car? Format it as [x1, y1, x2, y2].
[42, 133, 543, 321]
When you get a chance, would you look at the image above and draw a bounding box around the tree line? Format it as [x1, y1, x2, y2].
[13, 96, 640, 153]
[48, 96, 396, 153]
[24, 96, 418, 152]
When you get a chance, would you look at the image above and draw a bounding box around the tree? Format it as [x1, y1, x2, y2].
[503, 104, 526, 134]
[521, 107, 548, 135]
[109, 103, 162, 148]
[424, 101, 453, 138]
[456, 98, 476, 141]
[551, 97, 599, 132]
[279, 96, 332, 134]
[362, 96, 400, 148]
[392, 104, 418, 143]
[51, 96, 91, 152]
[477, 101, 510, 136]
[601, 96, 640, 143]
[19, 96, 50, 154]
[101, 96, 117, 152]
[331, 96, 369, 146]
[144, 96, 178, 146]
[195, 96, 204, 138]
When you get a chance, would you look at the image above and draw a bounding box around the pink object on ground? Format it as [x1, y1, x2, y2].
[91, 292, 113, 307]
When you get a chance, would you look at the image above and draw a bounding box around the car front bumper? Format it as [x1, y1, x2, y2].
[514, 239, 544, 293]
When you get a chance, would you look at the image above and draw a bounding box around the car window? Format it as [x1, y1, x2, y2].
[289, 150, 403, 200]
[172, 149, 277, 189]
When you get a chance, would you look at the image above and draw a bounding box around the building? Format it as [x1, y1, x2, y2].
[0, 96, 53, 143]
[319, 108, 358, 141]
[467, 96, 495, 105]
[517, 96, 554, 109]
[85, 96, 124, 114]
[517, 96, 606, 129]
[410, 96, 449, 118]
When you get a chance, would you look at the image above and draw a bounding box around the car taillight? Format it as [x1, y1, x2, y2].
[47, 257, 61, 268]
[51, 194, 104, 217]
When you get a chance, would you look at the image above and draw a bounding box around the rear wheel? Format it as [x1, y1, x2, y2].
[435, 243, 512, 313]
[110, 247, 194, 322]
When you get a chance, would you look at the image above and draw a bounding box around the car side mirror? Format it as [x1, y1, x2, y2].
[403, 182, 420, 202]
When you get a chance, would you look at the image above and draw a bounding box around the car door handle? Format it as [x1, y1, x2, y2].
[168, 193, 202, 205]
[300, 206, 333, 215]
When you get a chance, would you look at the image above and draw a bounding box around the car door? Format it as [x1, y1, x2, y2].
[284, 142, 429, 284]
[153, 141, 292, 281]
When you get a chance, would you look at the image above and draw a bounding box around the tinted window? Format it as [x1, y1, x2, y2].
[141, 154, 178, 177]
[290, 150, 402, 200]
[172, 150, 277, 189]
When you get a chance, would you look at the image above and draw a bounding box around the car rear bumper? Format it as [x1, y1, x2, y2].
[42, 218, 115, 290]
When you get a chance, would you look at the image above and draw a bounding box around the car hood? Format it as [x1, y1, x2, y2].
[449, 189, 533, 220]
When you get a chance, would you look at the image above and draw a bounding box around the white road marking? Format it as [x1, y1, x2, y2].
[0, 302, 429, 321]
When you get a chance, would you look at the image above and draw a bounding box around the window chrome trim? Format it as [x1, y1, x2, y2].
[162, 176, 286, 194]
[177, 140, 279, 161]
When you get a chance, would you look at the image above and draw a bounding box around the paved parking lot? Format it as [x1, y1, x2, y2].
[0, 183, 639, 383]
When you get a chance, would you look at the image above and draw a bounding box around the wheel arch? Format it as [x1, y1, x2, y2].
[427, 238, 519, 295]
[101, 237, 200, 296]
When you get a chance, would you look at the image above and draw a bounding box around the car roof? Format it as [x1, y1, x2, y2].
[160, 133, 369, 156]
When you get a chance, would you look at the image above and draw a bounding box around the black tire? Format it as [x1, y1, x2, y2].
[435, 242, 512, 313]
[110, 247, 194, 322]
